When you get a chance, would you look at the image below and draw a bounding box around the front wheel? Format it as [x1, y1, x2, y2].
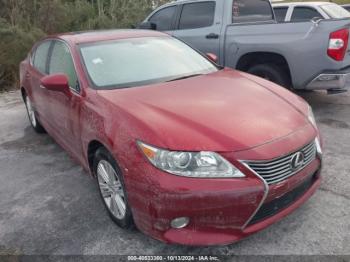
[93, 147, 133, 228]
[247, 63, 291, 89]
[24, 94, 46, 133]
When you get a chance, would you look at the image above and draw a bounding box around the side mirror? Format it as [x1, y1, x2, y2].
[41, 74, 71, 96]
[206, 53, 218, 63]
[138, 21, 157, 30]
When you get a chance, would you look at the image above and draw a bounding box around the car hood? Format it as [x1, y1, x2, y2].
[97, 69, 310, 152]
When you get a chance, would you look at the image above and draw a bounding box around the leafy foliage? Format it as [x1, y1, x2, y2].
[0, 0, 170, 90]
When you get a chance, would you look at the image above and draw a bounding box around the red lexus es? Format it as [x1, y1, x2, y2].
[20, 30, 323, 246]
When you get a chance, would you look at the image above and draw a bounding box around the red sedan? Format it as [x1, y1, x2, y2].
[20, 30, 323, 246]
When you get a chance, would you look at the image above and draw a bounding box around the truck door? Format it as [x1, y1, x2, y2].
[172, 1, 222, 62]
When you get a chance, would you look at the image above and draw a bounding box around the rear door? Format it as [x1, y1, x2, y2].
[28, 40, 52, 124]
[172, 1, 222, 60]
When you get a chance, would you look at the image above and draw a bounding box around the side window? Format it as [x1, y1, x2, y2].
[274, 7, 288, 22]
[49, 41, 79, 91]
[33, 41, 51, 74]
[232, 0, 273, 23]
[178, 2, 215, 30]
[149, 6, 176, 31]
[291, 7, 322, 22]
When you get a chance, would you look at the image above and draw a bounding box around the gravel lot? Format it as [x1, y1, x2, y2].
[0, 90, 349, 256]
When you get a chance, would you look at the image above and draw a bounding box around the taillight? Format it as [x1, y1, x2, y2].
[327, 28, 349, 61]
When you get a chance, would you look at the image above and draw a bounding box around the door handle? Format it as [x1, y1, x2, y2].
[206, 33, 219, 39]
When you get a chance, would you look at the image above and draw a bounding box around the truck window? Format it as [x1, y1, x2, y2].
[291, 7, 322, 22]
[149, 6, 176, 31]
[178, 2, 215, 30]
[274, 7, 288, 22]
[232, 0, 273, 23]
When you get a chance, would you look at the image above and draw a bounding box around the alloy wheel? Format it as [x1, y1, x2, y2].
[25, 97, 37, 127]
[97, 160, 126, 220]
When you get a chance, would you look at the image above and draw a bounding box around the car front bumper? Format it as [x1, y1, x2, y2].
[163, 169, 321, 246]
[306, 66, 350, 91]
[122, 124, 322, 246]
[126, 155, 322, 246]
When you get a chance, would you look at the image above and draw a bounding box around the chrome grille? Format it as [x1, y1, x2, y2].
[245, 141, 317, 185]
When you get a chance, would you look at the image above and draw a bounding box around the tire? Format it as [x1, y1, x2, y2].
[24, 93, 46, 133]
[247, 63, 291, 89]
[93, 147, 133, 228]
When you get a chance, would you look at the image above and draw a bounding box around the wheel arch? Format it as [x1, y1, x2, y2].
[21, 87, 27, 101]
[87, 139, 122, 177]
[87, 140, 107, 175]
[236, 52, 293, 87]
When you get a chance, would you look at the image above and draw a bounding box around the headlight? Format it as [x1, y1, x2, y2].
[308, 105, 317, 129]
[138, 142, 245, 178]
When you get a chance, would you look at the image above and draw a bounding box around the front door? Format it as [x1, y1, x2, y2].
[172, 1, 222, 61]
[46, 40, 83, 159]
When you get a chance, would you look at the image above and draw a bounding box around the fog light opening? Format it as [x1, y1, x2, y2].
[170, 217, 190, 229]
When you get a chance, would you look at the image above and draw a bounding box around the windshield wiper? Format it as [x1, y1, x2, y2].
[166, 74, 203, 82]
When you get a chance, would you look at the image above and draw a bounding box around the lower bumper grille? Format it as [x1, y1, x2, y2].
[248, 173, 317, 226]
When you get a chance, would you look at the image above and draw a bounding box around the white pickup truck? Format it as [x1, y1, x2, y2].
[273, 2, 350, 23]
[141, 0, 350, 93]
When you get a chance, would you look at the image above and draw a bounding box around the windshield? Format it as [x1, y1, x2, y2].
[80, 37, 218, 89]
[321, 4, 350, 19]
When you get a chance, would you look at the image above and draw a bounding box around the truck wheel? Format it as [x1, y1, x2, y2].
[24, 94, 46, 133]
[247, 64, 291, 89]
[93, 147, 133, 229]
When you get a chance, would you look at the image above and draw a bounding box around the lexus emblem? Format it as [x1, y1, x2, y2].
[290, 152, 305, 171]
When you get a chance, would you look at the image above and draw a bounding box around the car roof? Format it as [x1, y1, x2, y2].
[46, 29, 168, 45]
[272, 2, 335, 7]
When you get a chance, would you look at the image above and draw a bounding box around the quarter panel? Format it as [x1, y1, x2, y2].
[225, 19, 350, 89]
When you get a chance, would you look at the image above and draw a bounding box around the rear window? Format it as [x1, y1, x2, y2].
[232, 0, 273, 23]
[274, 7, 288, 22]
[321, 4, 350, 19]
[291, 7, 322, 22]
[179, 2, 215, 30]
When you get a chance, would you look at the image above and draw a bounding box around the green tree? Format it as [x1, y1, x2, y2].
[0, 0, 171, 90]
